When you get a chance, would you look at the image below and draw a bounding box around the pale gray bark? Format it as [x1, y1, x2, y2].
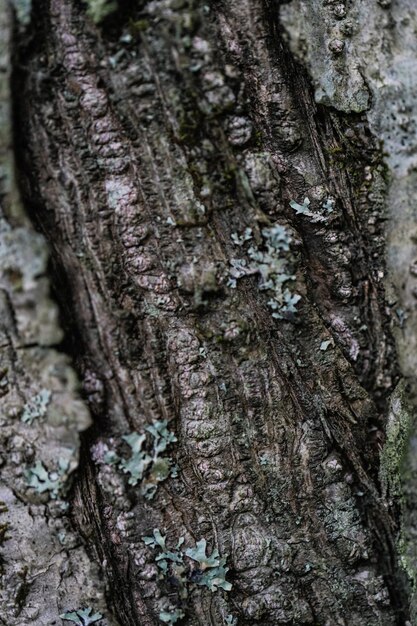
[281, 1, 417, 620]
[0, 2, 113, 624]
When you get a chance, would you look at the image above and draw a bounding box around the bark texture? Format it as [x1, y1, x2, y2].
[281, 1, 417, 620]
[1, 0, 416, 624]
[0, 2, 111, 623]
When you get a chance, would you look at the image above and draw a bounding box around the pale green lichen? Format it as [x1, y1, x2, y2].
[229, 223, 299, 319]
[107, 420, 177, 499]
[25, 458, 69, 499]
[117, 432, 148, 485]
[290, 196, 334, 222]
[159, 608, 185, 624]
[143, 529, 184, 568]
[21, 389, 51, 425]
[143, 529, 188, 602]
[231, 228, 253, 246]
[290, 196, 314, 217]
[227, 258, 254, 289]
[249, 224, 300, 318]
[398, 531, 417, 594]
[185, 538, 222, 569]
[142, 530, 232, 594]
[185, 537, 233, 592]
[86, 0, 117, 24]
[60, 607, 103, 625]
[320, 340, 332, 351]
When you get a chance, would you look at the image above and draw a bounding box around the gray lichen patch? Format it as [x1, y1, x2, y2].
[21, 388, 51, 424]
[105, 419, 177, 499]
[399, 427, 417, 621]
[229, 223, 300, 320]
[0, 484, 109, 624]
[141, 528, 232, 620]
[280, 0, 417, 156]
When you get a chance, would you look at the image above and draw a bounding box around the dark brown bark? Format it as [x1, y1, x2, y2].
[8, 0, 413, 624]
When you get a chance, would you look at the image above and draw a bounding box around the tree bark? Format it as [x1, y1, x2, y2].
[1, 0, 416, 624]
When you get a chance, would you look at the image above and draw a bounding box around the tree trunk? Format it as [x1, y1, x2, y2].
[2, 0, 417, 624]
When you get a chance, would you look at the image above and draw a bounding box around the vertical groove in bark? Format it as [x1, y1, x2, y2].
[13, 0, 411, 623]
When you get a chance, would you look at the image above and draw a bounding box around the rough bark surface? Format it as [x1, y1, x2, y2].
[1, 0, 416, 625]
[281, 1, 417, 621]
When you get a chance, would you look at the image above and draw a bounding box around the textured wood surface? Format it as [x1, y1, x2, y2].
[4, 0, 414, 624]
